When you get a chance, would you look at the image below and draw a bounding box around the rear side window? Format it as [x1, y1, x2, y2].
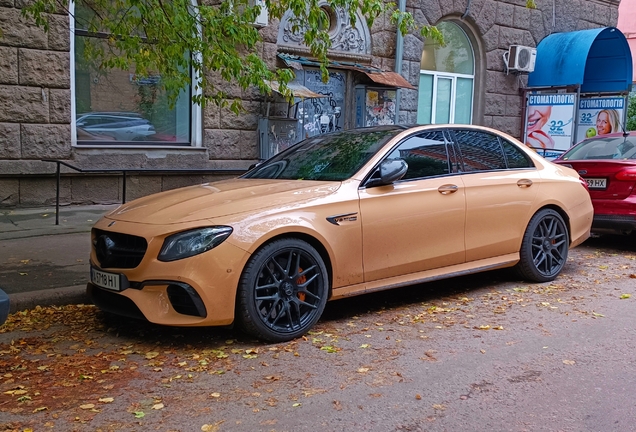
[386, 130, 451, 180]
[452, 130, 507, 172]
[501, 139, 534, 168]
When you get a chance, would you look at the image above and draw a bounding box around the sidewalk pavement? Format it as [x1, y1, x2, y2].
[0, 204, 120, 313]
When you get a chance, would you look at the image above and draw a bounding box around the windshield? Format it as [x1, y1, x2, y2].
[243, 127, 404, 181]
[562, 136, 636, 161]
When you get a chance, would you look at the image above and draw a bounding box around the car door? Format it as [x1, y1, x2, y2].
[450, 129, 540, 261]
[358, 129, 466, 282]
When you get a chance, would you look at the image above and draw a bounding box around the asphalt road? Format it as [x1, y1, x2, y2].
[1, 235, 635, 431]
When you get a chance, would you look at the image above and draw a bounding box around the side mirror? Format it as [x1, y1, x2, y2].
[365, 159, 408, 187]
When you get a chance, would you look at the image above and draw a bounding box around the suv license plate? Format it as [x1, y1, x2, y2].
[586, 178, 606, 189]
[91, 267, 122, 291]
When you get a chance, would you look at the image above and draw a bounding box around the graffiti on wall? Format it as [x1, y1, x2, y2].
[294, 70, 346, 140]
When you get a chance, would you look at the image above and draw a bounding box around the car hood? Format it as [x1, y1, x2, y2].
[103, 178, 341, 225]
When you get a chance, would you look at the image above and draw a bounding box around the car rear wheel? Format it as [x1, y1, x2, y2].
[236, 238, 329, 342]
[515, 209, 569, 282]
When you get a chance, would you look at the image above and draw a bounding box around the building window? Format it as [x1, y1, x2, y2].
[70, 2, 201, 146]
[417, 21, 474, 125]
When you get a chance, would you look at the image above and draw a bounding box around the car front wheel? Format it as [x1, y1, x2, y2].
[236, 238, 329, 342]
[515, 208, 569, 282]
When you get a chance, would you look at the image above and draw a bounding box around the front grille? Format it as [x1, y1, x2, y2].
[93, 228, 148, 269]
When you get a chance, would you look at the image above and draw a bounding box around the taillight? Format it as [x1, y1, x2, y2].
[579, 177, 590, 191]
[615, 168, 636, 181]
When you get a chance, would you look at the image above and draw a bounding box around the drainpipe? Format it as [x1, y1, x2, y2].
[461, 0, 472, 19]
[394, 0, 406, 122]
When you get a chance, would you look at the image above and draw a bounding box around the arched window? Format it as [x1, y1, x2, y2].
[417, 21, 474, 125]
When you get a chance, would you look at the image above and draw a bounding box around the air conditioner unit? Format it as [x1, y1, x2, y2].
[251, 0, 268, 27]
[507, 45, 537, 73]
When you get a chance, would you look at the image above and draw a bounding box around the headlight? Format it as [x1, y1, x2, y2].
[158, 226, 233, 262]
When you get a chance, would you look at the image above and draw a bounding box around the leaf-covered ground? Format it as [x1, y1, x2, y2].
[1, 238, 635, 431]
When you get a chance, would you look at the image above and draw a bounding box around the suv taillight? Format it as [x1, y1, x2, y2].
[615, 168, 636, 181]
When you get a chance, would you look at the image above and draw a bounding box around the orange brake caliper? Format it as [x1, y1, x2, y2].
[296, 268, 306, 301]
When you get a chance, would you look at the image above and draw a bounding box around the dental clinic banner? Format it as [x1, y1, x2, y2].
[524, 93, 576, 154]
[575, 97, 626, 143]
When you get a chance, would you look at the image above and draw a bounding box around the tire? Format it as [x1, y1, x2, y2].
[515, 208, 569, 282]
[236, 238, 329, 342]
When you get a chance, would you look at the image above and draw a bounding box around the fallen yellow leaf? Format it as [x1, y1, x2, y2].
[98, 397, 114, 403]
[563, 360, 576, 365]
[145, 351, 159, 359]
[80, 404, 95, 410]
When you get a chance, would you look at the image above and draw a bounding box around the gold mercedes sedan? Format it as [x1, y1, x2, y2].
[88, 125, 593, 342]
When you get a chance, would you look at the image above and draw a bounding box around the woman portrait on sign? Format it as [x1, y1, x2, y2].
[595, 109, 621, 135]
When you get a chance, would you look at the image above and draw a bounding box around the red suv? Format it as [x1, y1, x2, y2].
[553, 131, 636, 235]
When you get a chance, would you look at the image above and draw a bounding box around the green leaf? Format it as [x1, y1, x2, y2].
[620, 294, 631, 299]
[134, 411, 145, 418]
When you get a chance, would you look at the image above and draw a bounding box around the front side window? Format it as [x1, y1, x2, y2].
[72, 2, 194, 145]
[417, 21, 474, 125]
[386, 130, 453, 180]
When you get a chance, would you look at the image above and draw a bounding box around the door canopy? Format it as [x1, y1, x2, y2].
[528, 27, 633, 93]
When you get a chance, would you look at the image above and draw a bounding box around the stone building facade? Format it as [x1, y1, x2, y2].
[0, 0, 621, 207]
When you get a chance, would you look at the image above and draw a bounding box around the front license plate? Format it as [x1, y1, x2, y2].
[585, 178, 607, 189]
[91, 266, 123, 291]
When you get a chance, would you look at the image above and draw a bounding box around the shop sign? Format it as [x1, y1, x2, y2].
[575, 97, 625, 143]
[524, 93, 576, 154]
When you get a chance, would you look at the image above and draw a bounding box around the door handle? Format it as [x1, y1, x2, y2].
[517, 179, 533, 188]
[438, 184, 458, 195]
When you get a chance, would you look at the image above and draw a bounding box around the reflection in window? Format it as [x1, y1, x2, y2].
[453, 130, 506, 172]
[418, 21, 474, 125]
[502, 140, 534, 168]
[388, 130, 451, 180]
[73, 3, 191, 144]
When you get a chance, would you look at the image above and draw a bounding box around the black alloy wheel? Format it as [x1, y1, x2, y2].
[237, 238, 328, 342]
[515, 208, 569, 282]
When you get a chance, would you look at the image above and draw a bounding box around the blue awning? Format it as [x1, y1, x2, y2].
[528, 27, 633, 93]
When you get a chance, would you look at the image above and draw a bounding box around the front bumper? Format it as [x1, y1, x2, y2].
[89, 218, 251, 327]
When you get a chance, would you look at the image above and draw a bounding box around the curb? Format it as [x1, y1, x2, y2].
[0, 227, 93, 241]
[8, 285, 90, 314]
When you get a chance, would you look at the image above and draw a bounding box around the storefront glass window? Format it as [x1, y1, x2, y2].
[418, 21, 474, 125]
[72, 3, 192, 145]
